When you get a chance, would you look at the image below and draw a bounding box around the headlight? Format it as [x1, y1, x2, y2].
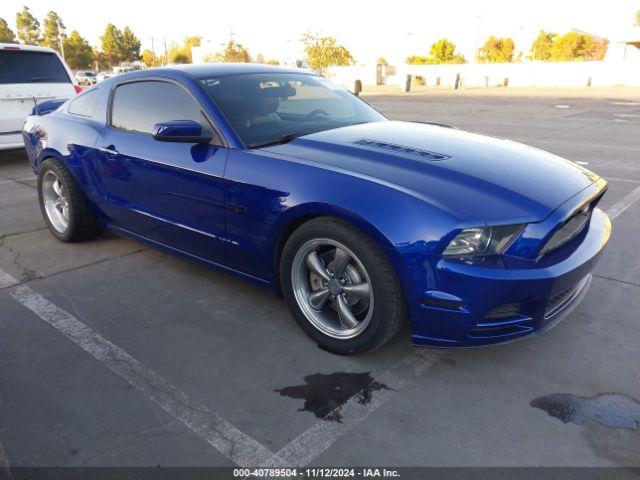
[443, 225, 524, 257]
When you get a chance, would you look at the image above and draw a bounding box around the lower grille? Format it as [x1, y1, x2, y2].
[544, 277, 588, 319]
[484, 303, 521, 320]
[468, 324, 533, 339]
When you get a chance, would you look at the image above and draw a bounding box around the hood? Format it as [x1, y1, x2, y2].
[266, 121, 599, 224]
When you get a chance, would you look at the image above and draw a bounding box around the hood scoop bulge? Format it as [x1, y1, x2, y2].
[352, 138, 451, 161]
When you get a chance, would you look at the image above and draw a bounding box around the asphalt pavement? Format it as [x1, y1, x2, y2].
[1, 89, 639, 470]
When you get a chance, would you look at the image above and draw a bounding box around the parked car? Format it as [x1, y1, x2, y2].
[96, 71, 114, 82]
[75, 70, 96, 86]
[0, 43, 80, 151]
[22, 64, 611, 354]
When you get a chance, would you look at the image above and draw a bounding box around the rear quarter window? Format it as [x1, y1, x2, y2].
[0, 50, 71, 84]
[68, 89, 99, 117]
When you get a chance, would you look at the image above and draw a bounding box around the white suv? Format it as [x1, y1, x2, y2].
[0, 43, 80, 150]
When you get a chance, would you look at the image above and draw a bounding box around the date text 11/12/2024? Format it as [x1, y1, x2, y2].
[233, 468, 401, 477]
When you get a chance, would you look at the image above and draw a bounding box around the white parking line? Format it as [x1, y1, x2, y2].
[2, 182, 638, 470]
[2, 264, 443, 468]
[0, 439, 14, 480]
[263, 350, 443, 467]
[0, 271, 19, 290]
[605, 176, 640, 184]
[607, 185, 640, 221]
[7, 282, 282, 467]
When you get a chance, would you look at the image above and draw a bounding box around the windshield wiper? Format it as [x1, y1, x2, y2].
[248, 131, 310, 149]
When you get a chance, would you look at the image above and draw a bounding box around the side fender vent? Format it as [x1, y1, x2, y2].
[352, 139, 451, 161]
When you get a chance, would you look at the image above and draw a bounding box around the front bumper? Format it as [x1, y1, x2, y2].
[411, 207, 611, 347]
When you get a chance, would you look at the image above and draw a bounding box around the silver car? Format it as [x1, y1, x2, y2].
[75, 70, 97, 86]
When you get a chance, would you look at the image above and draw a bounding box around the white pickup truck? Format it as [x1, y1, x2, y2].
[0, 43, 81, 150]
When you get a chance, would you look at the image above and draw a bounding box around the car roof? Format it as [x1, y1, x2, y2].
[0, 42, 59, 53]
[166, 63, 310, 78]
[109, 63, 312, 82]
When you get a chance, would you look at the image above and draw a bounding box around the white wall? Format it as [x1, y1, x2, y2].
[325, 65, 378, 90]
[327, 58, 640, 89]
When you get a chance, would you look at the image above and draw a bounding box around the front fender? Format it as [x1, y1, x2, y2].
[266, 202, 410, 296]
[227, 149, 466, 318]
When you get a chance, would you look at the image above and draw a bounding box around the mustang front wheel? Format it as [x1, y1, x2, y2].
[281, 217, 405, 354]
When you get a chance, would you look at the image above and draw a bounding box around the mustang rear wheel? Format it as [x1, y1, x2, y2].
[281, 217, 405, 354]
[38, 158, 102, 242]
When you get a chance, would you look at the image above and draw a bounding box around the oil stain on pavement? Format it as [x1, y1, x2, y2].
[531, 393, 640, 430]
[275, 372, 391, 422]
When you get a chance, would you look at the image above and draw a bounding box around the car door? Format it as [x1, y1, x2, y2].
[93, 79, 229, 265]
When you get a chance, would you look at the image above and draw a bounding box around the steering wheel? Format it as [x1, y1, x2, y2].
[304, 109, 330, 121]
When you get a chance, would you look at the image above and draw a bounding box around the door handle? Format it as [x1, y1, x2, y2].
[98, 145, 118, 155]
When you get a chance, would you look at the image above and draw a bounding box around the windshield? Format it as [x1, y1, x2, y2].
[0, 50, 71, 84]
[199, 73, 386, 148]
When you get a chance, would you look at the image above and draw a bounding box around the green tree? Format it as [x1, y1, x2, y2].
[165, 36, 202, 64]
[548, 32, 607, 61]
[172, 53, 190, 64]
[100, 23, 122, 66]
[477, 36, 515, 63]
[63, 30, 93, 69]
[530, 30, 556, 60]
[217, 40, 251, 63]
[120, 26, 141, 61]
[0, 17, 17, 43]
[15, 6, 41, 45]
[181, 35, 201, 62]
[266, 59, 280, 65]
[407, 38, 465, 65]
[406, 55, 433, 65]
[42, 11, 65, 53]
[301, 33, 354, 72]
[429, 38, 466, 64]
[589, 38, 609, 60]
[92, 47, 109, 70]
[550, 32, 584, 61]
[166, 42, 183, 64]
[141, 49, 160, 67]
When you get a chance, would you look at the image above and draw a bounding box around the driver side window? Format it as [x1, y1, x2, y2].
[110, 80, 218, 141]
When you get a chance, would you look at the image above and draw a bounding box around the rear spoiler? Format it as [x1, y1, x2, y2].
[31, 98, 67, 116]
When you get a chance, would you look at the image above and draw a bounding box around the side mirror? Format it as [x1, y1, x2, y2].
[152, 120, 212, 143]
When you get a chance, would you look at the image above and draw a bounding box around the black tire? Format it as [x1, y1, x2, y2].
[38, 157, 102, 242]
[280, 217, 405, 354]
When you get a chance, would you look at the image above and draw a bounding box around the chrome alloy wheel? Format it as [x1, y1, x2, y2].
[42, 171, 69, 233]
[291, 238, 374, 339]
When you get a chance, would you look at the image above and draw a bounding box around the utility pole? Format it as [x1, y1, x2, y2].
[56, 18, 65, 61]
[148, 37, 156, 65]
[163, 36, 167, 66]
[473, 12, 483, 64]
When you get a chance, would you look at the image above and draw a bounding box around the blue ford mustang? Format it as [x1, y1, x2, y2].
[23, 64, 611, 354]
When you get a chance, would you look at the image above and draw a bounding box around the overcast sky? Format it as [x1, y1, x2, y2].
[2, 0, 639, 63]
